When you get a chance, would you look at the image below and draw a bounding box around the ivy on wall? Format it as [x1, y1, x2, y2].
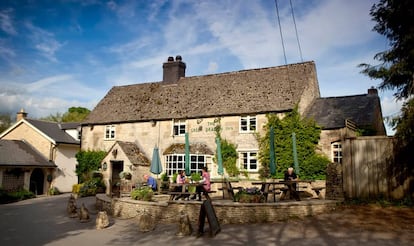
[75, 150, 107, 183]
[257, 107, 330, 180]
[214, 119, 240, 177]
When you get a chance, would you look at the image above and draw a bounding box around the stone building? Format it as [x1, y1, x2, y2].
[0, 109, 80, 193]
[81, 56, 385, 194]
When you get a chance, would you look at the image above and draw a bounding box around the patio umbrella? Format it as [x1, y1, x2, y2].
[292, 132, 300, 175]
[150, 147, 163, 177]
[216, 137, 224, 176]
[184, 132, 191, 176]
[269, 127, 276, 176]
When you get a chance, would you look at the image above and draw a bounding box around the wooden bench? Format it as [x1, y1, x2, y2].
[168, 191, 216, 201]
[311, 187, 325, 198]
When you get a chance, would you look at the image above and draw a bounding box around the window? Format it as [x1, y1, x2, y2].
[173, 119, 186, 136]
[332, 142, 342, 164]
[240, 116, 257, 133]
[165, 154, 210, 176]
[239, 151, 258, 172]
[104, 125, 116, 140]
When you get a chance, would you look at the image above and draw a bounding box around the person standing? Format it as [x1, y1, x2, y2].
[191, 166, 210, 201]
[284, 167, 300, 201]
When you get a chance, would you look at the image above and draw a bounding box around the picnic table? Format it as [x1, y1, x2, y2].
[251, 180, 315, 202]
[168, 183, 215, 201]
[210, 179, 241, 201]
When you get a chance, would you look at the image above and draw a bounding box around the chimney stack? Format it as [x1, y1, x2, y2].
[162, 55, 186, 83]
[16, 108, 28, 122]
[367, 86, 378, 96]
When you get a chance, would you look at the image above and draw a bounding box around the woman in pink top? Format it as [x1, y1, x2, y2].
[191, 166, 210, 201]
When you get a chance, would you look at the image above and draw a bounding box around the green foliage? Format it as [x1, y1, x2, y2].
[119, 171, 132, 180]
[48, 187, 60, 196]
[359, 0, 414, 100]
[191, 172, 201, 182]
[234, 187, 265, 203]
[72, 175, 105, 197]
[258, 107, 330, 180]
[39, 106, 90, 122]
[0, 188, 35, 204]
[0, 113, 12, 133]
[75, 150, 106, 183]
[72, 184, 84, 194]
[214, 118, 239, 177]
[172, 172, 179, 183]
[131, 186, 154, 201]
[160, 173, 169, 182]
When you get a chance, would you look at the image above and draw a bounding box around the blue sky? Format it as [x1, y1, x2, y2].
[0, 0, 402, 135]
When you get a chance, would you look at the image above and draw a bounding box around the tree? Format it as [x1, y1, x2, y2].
[359, 0, 414, 99]
[0, 113, 12, 133]
[257, 107, 330, 180]
[40, 107, 90, 122]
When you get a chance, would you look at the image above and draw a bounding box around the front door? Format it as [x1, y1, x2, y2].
[111, 160, 123, 196]
[30, 168, 44, 195]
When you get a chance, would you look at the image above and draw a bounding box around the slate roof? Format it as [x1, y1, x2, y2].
[83, 61, 318, 125]
[304, 94, 382, 130]
[117, 141, 150, 166]
[0, 140, 56, 167]
[59, 122, 80, 130]
[26, 119, 80, 144]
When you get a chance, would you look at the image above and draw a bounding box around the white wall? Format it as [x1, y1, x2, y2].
[53, 144, 79, 192]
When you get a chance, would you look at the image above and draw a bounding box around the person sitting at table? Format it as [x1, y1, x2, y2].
[143, 174, 157, 191]
[174, 170, 188, 200]
[284, 167, 300, 201]
[191, 166, 211, 201]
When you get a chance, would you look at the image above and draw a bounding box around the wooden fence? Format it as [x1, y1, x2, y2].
[342, 136, 398, 199]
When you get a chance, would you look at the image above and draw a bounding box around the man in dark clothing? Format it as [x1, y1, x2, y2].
[284, 167, 300, 201]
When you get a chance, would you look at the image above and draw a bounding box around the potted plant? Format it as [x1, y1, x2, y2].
[189, 172, 202, 193]
[119, 171, 132, 180]
[159, 173, 170, 192]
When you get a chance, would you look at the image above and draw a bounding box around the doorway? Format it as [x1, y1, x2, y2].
[111, 160, 123, 196]
[30, 168, 44, 195]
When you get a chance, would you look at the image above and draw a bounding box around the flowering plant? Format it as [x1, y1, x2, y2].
[234, 187, 265, 203]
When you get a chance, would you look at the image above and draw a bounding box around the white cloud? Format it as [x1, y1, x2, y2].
[206, 61, 218, 74]
[0, 8, 17, 35]
[25, 22, 64, 62]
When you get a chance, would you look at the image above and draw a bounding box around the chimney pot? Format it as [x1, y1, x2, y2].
[163, 55, 186, 83]
[368, 86, 378, 96]
[16, 108, 28, 122]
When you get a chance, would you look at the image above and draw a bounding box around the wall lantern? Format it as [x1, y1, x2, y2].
[112, 149, 118, 158]
[102, 162, 108, 171]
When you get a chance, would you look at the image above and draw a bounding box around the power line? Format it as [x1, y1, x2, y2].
[289, 0, 303, 62]
[274, 0, 287, 65]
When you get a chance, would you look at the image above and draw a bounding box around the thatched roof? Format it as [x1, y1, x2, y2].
[163, 143, 214, 155]
[83, 61, 318, 125]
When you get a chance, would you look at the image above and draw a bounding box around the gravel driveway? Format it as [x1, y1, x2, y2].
[0, 194, 413, 246]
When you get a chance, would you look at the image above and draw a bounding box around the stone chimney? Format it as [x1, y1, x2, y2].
[162, 55, 186, 83]
[367, 86, 378, 96]
[16, 108, 28, 122]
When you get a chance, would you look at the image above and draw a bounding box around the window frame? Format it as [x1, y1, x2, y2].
[331, 141, 342, 164]
[165, 154, 211, 176]
[104, 125, 116, 140]
[238, 151, 259, 172]
[239, 115, 257, 133]
[172, 119, 187, 136]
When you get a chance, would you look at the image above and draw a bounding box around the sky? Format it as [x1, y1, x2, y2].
[0, 0, 403, 135]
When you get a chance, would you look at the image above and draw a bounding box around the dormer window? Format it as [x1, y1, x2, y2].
[173, 119, 186, 136]
[240, 115, 257, 133]
[104, 125, 116, 140]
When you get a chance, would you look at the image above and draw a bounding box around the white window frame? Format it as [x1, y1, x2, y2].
[104, 125, 116, 140]
[331, 141, 342, 164]
[172, 119, 186, 136]
[165, 154, 211, 176]
[238, 151, 258, 172]
[239, 115, 257, 133]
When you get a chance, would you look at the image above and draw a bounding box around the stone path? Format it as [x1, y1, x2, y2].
[0, 194, 413, 246]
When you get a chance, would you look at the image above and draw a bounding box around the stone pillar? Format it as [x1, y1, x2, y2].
[325, 163, 344, 200]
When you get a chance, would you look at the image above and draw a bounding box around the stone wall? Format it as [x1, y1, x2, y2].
[325, 163, 344, 200]
[96, 194, 336, 225]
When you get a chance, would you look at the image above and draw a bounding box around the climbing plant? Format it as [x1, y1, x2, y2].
[257, 107, 330, 180]
[214, 119, 239, 177]
[75, 150, 107, 183]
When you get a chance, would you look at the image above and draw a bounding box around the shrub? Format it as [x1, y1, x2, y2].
[0, 188, 35, 204]
[72, 184, 84, 194]
[191, 172, 201, 182]
[48, 187, 60, 196]
[234, 187, 265, 203]
[131, 187, 154, 201]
